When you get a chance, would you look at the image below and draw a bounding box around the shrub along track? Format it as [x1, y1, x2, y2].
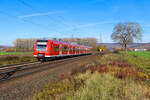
[0, 53, 101, 100]
[0, 56, 84, 81]
[0, 61, 40, 80]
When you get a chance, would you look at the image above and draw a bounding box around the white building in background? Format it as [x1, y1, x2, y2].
[134, 49, 147, 51]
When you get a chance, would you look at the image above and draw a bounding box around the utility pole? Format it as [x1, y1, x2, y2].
[72, 33, 74, 42]
[99, 33, 104, 52]
[100, 33, 103, 44]
[72, 33, 74, 39]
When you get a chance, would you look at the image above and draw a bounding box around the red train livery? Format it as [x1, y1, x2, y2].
[33, 39, 93, 61]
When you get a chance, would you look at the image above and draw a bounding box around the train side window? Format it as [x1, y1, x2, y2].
[57, 46, 59, 51]
[64, 46, 68, 51]
[55, 46, 57, 51]
[51, 43, 53, 48]
[62, 47, 64, 51]
[55, 46, 59, 52]
[73, 48, 75, 52]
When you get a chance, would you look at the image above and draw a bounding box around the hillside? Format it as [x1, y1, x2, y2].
[131, 43, 150, 49]
[0, 45, 12, 51]
[98, 43, 150, 50]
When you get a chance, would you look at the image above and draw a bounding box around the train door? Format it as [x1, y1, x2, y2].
[59, 44, 62, 56]
[79, 47, 80, 54]
[67, 45, 69, 55]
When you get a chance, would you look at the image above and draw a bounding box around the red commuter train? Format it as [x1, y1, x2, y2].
[33, 39, 93, 61]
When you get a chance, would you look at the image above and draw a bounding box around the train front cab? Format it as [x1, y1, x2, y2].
[34, 40, 51, 61]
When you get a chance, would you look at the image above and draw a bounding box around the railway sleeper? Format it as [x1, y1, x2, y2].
[0, 67, 20, 80]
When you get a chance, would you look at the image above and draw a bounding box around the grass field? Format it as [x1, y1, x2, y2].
[33, 53, 150, 100]
[121, 51, 150, 59]
[0, 52, 35, 65]
[120, 51, 150, 73]
[0, 52, 33, 55]
[0, 55, 37, 65]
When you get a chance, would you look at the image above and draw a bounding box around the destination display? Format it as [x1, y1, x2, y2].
[37, 42, 47, 45]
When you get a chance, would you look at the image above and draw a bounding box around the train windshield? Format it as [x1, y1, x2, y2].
[36, 41, 47, 51]
[36, 45, 47, 51]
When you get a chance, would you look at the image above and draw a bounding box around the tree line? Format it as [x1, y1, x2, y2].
[62, 38, 97, 47]
[10, 22, 143, 52]
[13, 38, 37, 52]
[12, 38, 97, 52]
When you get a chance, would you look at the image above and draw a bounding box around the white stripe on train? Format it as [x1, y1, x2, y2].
[34, 53, 90, 58]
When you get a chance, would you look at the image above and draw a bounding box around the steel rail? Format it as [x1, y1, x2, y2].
[0, 61, 38, 68]
[0, 55, 92, 81]
[0, 56, 83, 82]
[0, 62, 40, 70]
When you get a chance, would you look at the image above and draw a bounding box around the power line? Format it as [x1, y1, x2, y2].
[0, 10, 52, 31]
[18, 0, 84, 37]
[18, 0, 80, 36]
[18, 0, 71, 28]
[18, 0, 40, 13]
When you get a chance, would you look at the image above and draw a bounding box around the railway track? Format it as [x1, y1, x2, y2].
[0, 61, 39, 69]
[0, 54, 93, 82]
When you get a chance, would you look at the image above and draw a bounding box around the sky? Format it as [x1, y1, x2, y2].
[0, 0, 150, 46]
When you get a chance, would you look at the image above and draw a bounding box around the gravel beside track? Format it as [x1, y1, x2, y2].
[0, 61, 39, 69]
[0, 54, 98, 100]
[0, 56, 86, 81]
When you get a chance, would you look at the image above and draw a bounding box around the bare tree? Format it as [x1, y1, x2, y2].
[13, 37, 97, 51]
[111, 22, 143, 52]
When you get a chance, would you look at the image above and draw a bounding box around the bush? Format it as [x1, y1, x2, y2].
[0, 55, 37, 65]
[57, 73, 150, 100]
[33, 73, 85, 100]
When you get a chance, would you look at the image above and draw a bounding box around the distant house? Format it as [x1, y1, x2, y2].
[0, 48, 5, 51]
[132, 43, 150, 51]
[134, 49, 147, 51]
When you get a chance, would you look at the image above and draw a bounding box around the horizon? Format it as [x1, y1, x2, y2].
[1, 0, 150, 46]
[1, 41, 150, 47]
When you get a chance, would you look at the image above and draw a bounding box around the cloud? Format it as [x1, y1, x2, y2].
[18, 11, 64, 19]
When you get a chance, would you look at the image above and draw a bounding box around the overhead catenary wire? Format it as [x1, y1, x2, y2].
[0, 10, 52, 31]
[18, 0, 79, 36]
[18, 0, 70, 28]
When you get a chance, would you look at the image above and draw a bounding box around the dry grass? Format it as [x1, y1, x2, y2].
[60, 72, 150, 100]
[0, 55, 37, 65]
[33, 53, 150, 100]
[0, 54, 96, 100]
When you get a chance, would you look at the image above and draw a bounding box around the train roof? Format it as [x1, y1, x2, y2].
[37, 39, 92, 48]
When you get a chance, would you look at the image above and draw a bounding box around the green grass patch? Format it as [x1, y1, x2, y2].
[120, 51, 150, 73]
[121, 51, 150, 59]
[0, 52, 33, 55]
[0, 55, 37, 65]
